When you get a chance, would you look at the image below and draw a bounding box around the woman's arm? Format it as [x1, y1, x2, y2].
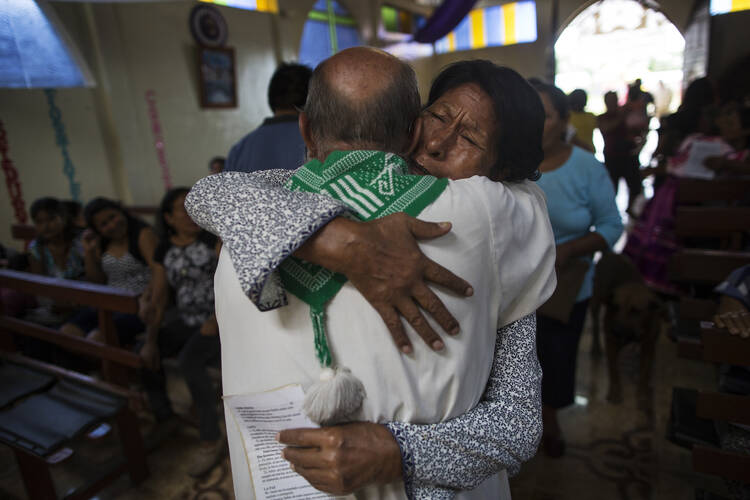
[185, 170, 472, 351]
[185, 169, 347, 311]
[558, 163, 624, 267]
[279, 315, 542, 496]
[139, 262, 168, 371]
[386, 314, 541, 495]
[81, 230, 106, 284]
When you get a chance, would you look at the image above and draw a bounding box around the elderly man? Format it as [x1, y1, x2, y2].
[188, 48, 555, 499]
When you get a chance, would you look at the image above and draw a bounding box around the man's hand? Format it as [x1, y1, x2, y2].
[278, 422, 401, 495]
[296, 213, 473, 354]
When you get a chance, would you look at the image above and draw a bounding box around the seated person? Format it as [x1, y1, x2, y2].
[188, 49, 556, 499]
[61, 198, 158, 346]
[140, 187, 224, 477]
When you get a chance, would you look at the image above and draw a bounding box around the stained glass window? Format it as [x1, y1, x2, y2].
[299, 0, 362, 68]
[710, 0, 750, 15]
[0, 0, 89, 88]
[199, 0, 278, 14]
[435, 1, 537, 54]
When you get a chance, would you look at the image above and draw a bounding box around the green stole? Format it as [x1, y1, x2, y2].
[279, 150, 448, 368]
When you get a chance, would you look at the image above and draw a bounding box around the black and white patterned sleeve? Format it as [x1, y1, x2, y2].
[385, 313, 542, 498]
[185, 170, 349, 311]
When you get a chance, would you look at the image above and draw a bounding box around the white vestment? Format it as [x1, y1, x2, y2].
[216, 176, 556, 499]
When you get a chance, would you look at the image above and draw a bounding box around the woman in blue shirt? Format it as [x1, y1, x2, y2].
[531, 81, 624, 457]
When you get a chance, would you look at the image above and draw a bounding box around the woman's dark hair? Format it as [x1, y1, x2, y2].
[531, 81, 571, 122]
[84, 197, 149, 264]
[30, 197, 77, 244]
[670, 77, 717, 137]
[154, 187, 216, 263]
[426, 60, 544, 182]
[157, 187, 191, 240]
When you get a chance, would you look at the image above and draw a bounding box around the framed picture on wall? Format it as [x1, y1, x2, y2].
[197, 46, 237, 108]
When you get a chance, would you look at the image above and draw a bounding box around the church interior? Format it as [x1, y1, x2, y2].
[1, 0, 749, 499]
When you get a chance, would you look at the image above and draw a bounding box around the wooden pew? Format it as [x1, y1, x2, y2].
[676, 178, 750, 205]
[0, 269, 148, 498]
[668, 249, 750, 286]
[0, 270, 142, 387]
[674, 206, 750, 250]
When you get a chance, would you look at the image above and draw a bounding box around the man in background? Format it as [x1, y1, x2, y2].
[568, 88, 596, 153]
[225, 63, 312, 173]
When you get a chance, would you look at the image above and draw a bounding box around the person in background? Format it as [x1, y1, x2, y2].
[140, 187, 223, 477]
[28, 197, 84, 280]
[531, 81, 623, 458]
[60, 198, 158, 345]
[62, 200, 86, 230]
[208, 156, 225, 175]
[568, 89, 596, 153]
[225, 63, 312, 173]
[598, 90, 642, 215]
[14, 197, 86, 327]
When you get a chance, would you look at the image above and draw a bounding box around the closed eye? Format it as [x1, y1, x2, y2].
[429, 111, 446, 122]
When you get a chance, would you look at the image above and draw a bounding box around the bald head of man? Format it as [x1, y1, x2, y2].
[300, 47, 421, 160]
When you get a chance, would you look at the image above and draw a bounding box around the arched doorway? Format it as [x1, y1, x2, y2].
[554, 0, 684, 205]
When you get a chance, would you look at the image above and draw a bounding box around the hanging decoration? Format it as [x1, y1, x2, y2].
[413, 0, 479, 44]
[0, 119, 28, 224]
[44, 89, 81, 202]
[145, 90, 173, 190]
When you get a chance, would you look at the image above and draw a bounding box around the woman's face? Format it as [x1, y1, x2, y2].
[92, 208, 127, 240]
[411, 83, 499, 180]
[716, 103, 743, 141]
[33, 210, 64, 241]
[539, 91, 567, 153]
[165, 193, 200, 236]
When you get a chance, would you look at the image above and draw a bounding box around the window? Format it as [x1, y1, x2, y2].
[710, 0, 750, 15]
[199, 0, 278, 14]
[0, 0, 90, 88]
[434, 1, 537, 54]
[299, 0, 362, 68]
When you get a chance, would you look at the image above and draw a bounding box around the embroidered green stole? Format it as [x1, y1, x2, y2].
[279, 150, 447, 367]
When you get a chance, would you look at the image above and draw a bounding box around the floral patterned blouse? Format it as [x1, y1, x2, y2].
[155, 233, 218, 327]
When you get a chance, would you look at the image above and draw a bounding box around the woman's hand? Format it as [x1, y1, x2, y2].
[714, 296, 750, 338]
[296, 214, 473, 354]
[81, 229, 100, 258]
[703, 156, 726, 173]
[139, 339, 160, 371]
[278, 422, 402, 495]
[555, 242, 572, 269]
[200, 316, 219, 336]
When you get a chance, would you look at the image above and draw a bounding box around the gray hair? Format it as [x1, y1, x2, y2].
[304, 59, 420, 156]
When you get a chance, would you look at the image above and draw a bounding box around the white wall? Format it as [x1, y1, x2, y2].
[0, 0, 704, 250]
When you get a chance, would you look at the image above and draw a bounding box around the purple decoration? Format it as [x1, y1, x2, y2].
[413, 0, 479, 44]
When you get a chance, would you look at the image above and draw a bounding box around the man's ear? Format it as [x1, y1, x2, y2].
[404, 116, 423, 157]
[299, 112, 316, 158]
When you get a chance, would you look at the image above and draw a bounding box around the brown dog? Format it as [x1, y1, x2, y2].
[590, 252, 666, 409]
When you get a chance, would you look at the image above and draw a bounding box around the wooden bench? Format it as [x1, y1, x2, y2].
[680, 325, 750, 485]
[674, 206, 750, 250]
[0, 269, 148, 499]
[668, 249, 750, 287]
[676, 178, 750, 205]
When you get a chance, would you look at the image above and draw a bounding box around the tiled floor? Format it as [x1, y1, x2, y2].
[0, 316, 733, 500]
